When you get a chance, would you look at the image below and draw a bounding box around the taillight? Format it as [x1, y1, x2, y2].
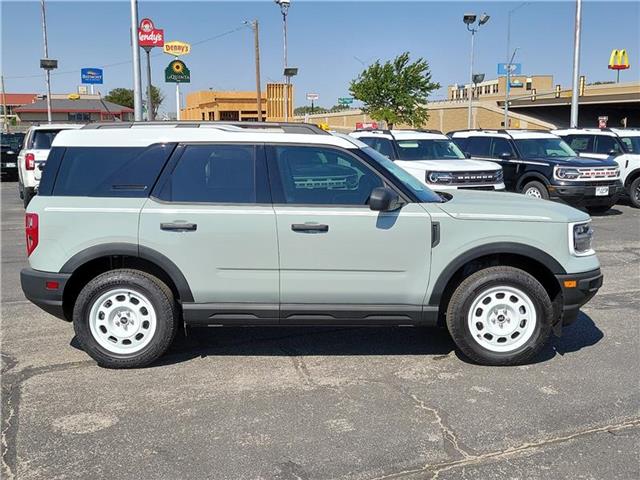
[25, 153, 35, 170]
[26, 213, 39, 256]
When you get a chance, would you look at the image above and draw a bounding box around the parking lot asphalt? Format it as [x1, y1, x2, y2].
[1, 180, 639, 480]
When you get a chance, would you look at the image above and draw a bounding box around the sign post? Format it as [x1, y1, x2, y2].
[138, 18, 164, 121]
[498, 61, 521, 128]
[163, 41, 191, 121]
[165, 59, 191, 120]
[306, 93, 319, 114]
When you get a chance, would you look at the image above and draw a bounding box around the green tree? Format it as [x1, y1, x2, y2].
[104, 87, 165, 117]
[349, 52, 440, 129]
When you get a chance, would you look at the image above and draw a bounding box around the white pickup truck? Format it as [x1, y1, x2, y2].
[18, 124, 83, 207]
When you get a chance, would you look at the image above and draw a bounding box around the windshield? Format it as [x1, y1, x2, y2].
[361, 147, 442, 203]
[620, 136, 640, 154]
[514, 138, 577, 158]
[395, 139, 466, 161]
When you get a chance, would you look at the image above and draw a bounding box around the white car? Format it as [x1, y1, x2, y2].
[553, 128, 640, 208]
[18, 124, 84, 207]
[349, 129, 505, 191]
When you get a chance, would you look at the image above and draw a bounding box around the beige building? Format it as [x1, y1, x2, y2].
[448, 75, 554, 101]
[181, 83, 293, 122]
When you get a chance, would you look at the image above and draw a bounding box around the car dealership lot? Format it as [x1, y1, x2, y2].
[1, 181, 638, 479]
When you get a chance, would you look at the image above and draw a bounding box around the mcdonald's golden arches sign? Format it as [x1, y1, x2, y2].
[608, 49, 630, 70]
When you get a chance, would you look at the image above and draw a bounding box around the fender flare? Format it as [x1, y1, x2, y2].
[427, 242, 566, 306]
[60, 242, 194, 302]
[516, 171, 551, 191]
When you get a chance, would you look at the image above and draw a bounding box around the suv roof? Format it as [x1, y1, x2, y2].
[553, 127, 640, 138]
[448, 129, 557, 140]
[52, 124, 360, 149]
[81, 121, 329, 135]
[351, 129, 447, 140]
[27, 123, 85, 131]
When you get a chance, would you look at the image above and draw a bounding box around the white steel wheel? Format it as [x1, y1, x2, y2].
[467, 285, 537, 353]
[88, 288, 157, 355]
[524, 186, 542, 198]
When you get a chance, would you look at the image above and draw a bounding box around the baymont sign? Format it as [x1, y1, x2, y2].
[164, 41, 191, 57]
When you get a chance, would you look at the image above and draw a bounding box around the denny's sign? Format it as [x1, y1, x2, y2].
[163, 41, 191, 57]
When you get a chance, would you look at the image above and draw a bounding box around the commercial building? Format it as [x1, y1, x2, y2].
[448, 75, 553, 102]
[1, 93, 39, 130]
[15, 94, 134, 125]
[181, 83, 293, 122]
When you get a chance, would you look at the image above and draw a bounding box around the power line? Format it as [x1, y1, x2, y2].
[2, 25, 245, 80]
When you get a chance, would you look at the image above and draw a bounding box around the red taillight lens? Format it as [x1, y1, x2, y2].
[25, 153, 35, 170]
[26, 213, 39, 256]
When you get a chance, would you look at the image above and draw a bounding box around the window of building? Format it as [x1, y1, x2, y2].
[159, 144, 262, 203]
[271, 145, 383, 205]
[68, 112, 91, 122]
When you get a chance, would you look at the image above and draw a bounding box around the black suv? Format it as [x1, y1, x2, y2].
[449, 129, 623, 212]
[1, 132, 24, 181]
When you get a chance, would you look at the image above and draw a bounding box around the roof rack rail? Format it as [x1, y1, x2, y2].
[353, 128, 392, 134]
[81, 121, 330, 135]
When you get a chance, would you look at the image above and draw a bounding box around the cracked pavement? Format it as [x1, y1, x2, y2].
[1, 182, 639, 479]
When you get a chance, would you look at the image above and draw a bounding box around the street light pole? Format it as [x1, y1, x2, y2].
[130, 0, 143, 121]
[570, 0, 583, 128]
[144, 47, 154, 121]
[464, 13, 490, 129]
[275, 0, 291, 121]
[504, 48, 518, 128]
[247, 20, 262, 122]
[40, 0, 52, 123]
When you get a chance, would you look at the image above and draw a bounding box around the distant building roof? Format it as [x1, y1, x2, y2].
[15, 98, 134, 114]
[1, 93, 39, 106]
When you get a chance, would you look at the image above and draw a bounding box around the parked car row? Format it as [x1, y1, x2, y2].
[22, 121, 604, 368]
[349, 127, 638, 213]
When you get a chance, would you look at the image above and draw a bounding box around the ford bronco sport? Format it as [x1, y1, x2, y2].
[21, 122, 603, 368]
[349, 129, 505, 191]
[449, 129, 623, 213]
[553, 128, 640, 208]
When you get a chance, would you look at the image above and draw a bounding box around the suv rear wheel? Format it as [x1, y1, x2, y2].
[629, 176, 640, 209]
[446, 266, 552, 366]
[73, 269, 178, 368]
[521, 181, 549, 200]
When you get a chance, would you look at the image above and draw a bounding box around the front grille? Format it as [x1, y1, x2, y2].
[452, 171, 499, 184]
[576, 167, 619, 180]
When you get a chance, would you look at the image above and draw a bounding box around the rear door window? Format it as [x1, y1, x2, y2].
[357, 137, 396, 159]
[51, 144, 175, 197]
[594, 135, 623, 155]
[564, 135, 594, 153]
[490, 137, 516, 158]
[29, 129, 62, 149]
[156, 144, 268, 204]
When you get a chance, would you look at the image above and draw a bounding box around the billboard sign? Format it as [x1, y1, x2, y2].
[138, 18, 164, 48]
[497, 63, 522, 75]
[608, 49, 630, 70]
[81, 68, 103, 84]
[163, 41, 191, 57]
[306, 93, 319, 101]
[165, 60, 190, 83]
[338, 97, 354, 106]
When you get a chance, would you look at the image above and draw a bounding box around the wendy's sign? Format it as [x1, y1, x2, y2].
[138, 18, 164, 48]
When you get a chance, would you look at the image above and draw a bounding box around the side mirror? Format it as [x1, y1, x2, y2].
[608, 149, 619, 156]
[369, 187, 401, 212]
[464, 152, 472, 159]
[499, 152, 512, 160]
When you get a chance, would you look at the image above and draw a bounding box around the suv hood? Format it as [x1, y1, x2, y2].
[396, 159, 500, 172]
[435, 189, 590, 223]
[527, 156, 618, 167]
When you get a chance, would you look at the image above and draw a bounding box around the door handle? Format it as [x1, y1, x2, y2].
[291, 223, 329, 233]
[161, 222, 197, 232]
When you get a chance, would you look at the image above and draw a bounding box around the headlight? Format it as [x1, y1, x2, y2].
[555, 166, 581, 180]
[570, 221, 594, 256]
[426, 171, 453, 184]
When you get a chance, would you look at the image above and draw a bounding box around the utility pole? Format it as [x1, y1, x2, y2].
[130, 0, 143, 121]
[570, 0, 582, 128]
[40, 0, 52, 123]
[1, 75, 9, 133]
[250, 20, 262, 121]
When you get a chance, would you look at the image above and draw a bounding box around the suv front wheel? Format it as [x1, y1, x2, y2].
[73, 269, 178, 368]
[446, 266, 553, 365]
[521, 180, 549, 200]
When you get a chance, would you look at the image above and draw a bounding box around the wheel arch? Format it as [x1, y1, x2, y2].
[428, 243, 565, 324]
[60, 243, 194, 321]
[624, 168, 640, 188]
[516, 172, 551, 191]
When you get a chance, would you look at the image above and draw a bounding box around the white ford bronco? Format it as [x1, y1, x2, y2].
[22, 122, 602, 368]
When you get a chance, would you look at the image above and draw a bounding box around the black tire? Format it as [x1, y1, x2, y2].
[73, 269, 179, 369]
[23, 186, 35, 208]
[521, 181, 549, 200]
[446, 266, 553, 366]
[629, 177, 640, 209]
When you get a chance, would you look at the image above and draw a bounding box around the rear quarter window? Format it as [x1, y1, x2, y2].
[29, 130, 62, 149]
[46, 144, 175, 197]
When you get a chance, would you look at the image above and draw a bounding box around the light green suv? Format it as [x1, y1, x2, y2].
[21, 122, 603, 368]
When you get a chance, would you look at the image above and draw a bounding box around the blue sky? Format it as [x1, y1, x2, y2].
[1, 0, 638, 113]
